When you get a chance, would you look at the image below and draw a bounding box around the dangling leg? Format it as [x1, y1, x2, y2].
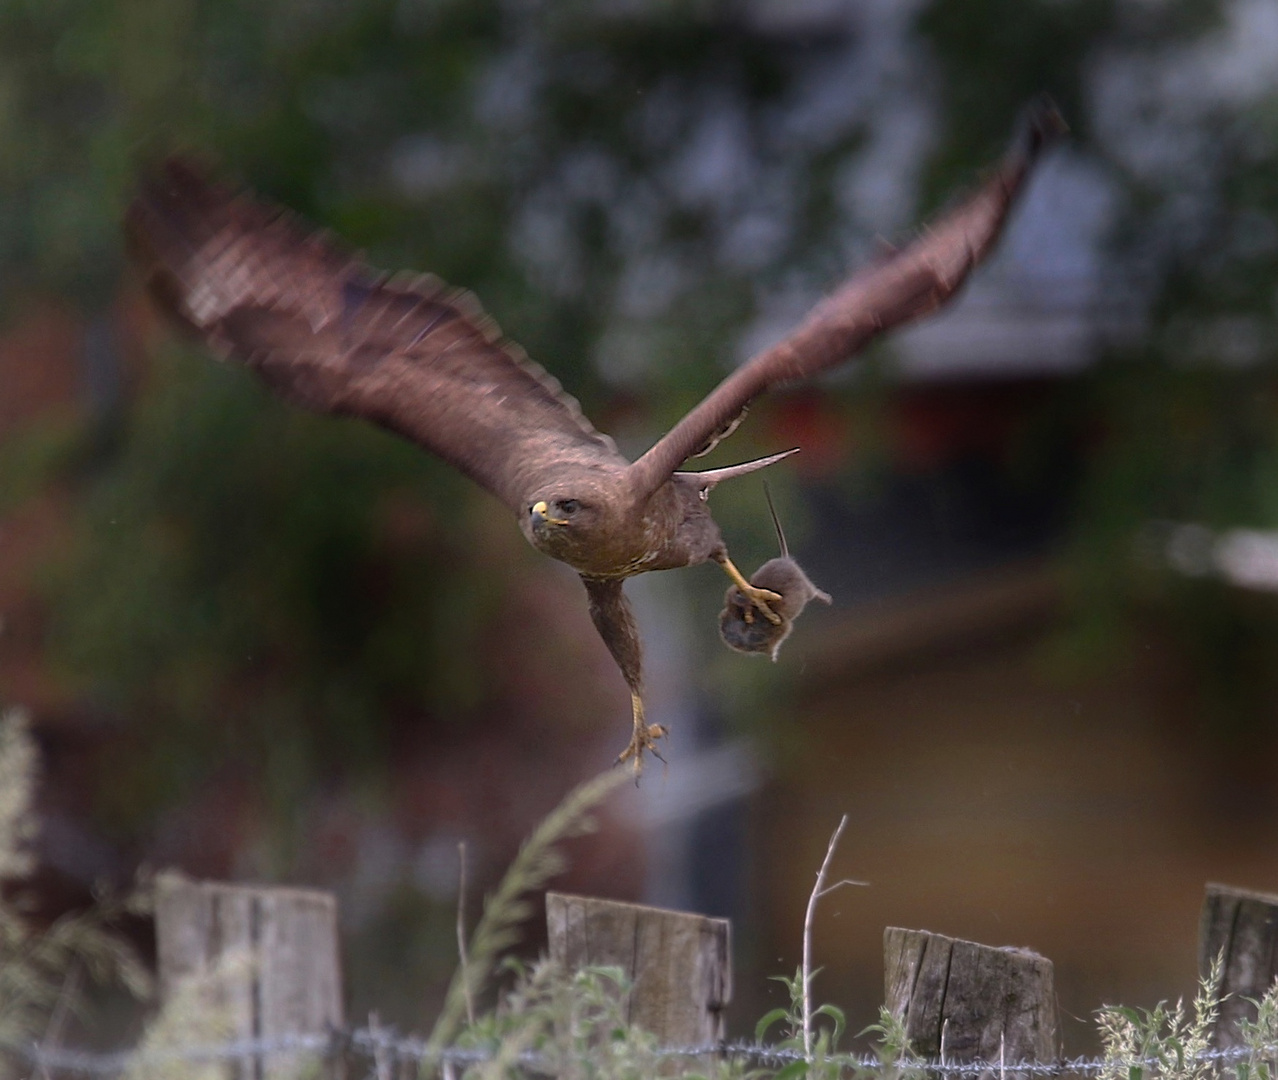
[713, 551, 783, 625]
[581, 576, 667, 777]
[620, 688, 666, 773]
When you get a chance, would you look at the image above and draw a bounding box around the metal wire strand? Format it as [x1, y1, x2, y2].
[12, 1029, 1278, 1078]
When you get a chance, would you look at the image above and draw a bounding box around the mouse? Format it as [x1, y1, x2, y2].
[718, 484, 831, 661]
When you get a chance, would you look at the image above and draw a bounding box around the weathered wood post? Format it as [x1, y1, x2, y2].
[155, 872, 345, 1079]
[1200, 882, 1278, 1048]
[884, 927, 1058, 1068]
[545, 892, 732, 1049]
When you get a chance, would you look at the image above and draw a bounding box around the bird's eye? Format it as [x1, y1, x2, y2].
[560, 499, 580, 515]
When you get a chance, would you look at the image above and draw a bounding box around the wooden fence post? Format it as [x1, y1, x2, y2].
[155, 872, 345, 1078]
[884, 927, 1058, 1067]
[1200, 882, 1278, 1048]
[545, 892, 732, 1048]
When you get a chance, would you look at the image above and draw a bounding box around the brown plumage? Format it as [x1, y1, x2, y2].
[125, 102, 1064, 774]
[720, 485, 831, 661]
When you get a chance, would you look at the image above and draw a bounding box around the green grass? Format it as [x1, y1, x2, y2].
[5, 705, 1278, 1079]
[0, 708, 149, 1078]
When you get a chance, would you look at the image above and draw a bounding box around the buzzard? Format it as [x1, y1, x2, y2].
[126, 103, 1063, 774]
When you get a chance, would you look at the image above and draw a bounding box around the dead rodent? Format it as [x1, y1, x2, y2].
[718, 485, 831, 661]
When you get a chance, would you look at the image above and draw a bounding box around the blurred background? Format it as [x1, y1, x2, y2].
[2, 0, 1278, 1052]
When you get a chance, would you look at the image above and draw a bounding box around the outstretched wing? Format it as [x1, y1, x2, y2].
[126, 161, 626, 514]
[626, 101, 1066, 501]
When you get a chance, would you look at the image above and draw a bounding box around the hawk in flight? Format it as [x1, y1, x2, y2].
[126, 103, 1063, 774]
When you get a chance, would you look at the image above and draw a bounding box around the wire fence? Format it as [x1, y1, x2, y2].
[12, 1028, 1278, 1079]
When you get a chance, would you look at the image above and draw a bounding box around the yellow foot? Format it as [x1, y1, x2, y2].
[740, 582, 784, 625]
[718, 555, 784, 625]
[615, 691, 668, 780]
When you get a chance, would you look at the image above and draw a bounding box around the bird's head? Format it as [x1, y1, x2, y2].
[530, 495, 588, 532]
[522, 480, 621, 572]
[527, 492, 596, 546]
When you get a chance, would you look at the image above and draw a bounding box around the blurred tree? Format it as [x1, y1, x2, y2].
[2, 0, 1277, 879]
[920, 0, 1278, 789]
[0, 0, 926, 850]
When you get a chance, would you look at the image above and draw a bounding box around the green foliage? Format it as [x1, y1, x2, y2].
[0, 708, 150, 1075]
[853, 1008, 928, 1080]
[752, 968, 851, 1080]
[426, 768, 629, 1056]
[449, 960, 669, 1080]
[121, 948, 263, 1080]
[918, 0, 1115, 200]
[40, 346, 509, 839]
[419, 767, 753, 1077]
[7, 741, 1278, 1079]
[915, 0, 1278, 738]
[1097, 952, 1223, 1080]
[1235, 979, 1278, 1080]
[1056, 84, 1278, 731]
[0, 412, 84, 516]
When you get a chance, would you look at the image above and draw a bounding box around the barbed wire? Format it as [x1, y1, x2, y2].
[10, 1028, 1278, 1079]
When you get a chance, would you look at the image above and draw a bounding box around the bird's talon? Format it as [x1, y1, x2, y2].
[742, 585, 784, 625]
[615, 709, 668, 778]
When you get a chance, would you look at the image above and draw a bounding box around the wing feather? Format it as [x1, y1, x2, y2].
[126, 160, 625, 514]
[626, 100, 1066, 501]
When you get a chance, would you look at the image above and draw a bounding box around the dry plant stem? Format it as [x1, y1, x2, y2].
[36, 960, 82, 1080]
[457, 841, 474, 1028]
[425, 769, 628, 1057]
[804, 813, 849, 1062]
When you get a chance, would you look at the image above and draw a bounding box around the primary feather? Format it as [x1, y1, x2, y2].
[625, 99, 1067, 501]
[126, 160, 624, 515]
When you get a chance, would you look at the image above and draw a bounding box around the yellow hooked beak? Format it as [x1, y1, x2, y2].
[531, 500, 569, 527]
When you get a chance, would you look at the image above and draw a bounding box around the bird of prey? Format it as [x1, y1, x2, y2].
[720, 483, 831, 661]
[126, 103, 1063, 774]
